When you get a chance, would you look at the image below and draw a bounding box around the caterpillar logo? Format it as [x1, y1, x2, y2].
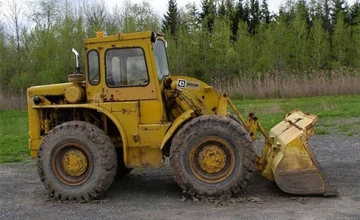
[177, 79, 187, 88]
[177, 79, 200, 89]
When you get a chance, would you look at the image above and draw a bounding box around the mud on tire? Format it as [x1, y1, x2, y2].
[169, 115, 255, 197]
[37, 121, 117, 201]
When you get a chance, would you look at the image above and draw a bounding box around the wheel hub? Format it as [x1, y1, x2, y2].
[198, 145, 227, 173]
[189, 137, 235, 183]
[62, 149, 88, 177]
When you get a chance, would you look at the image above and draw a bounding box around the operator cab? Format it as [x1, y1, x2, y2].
[83, 31, 169, 102]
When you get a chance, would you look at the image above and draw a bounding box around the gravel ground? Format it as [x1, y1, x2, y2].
[0, 133, 359, 220]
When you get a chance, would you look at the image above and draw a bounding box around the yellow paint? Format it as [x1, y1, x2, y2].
[62, 149, 88, 177]
[27, 88, 42, 158]
[84, 31, 163, 45]
[96, 31, 105, 38]
[139, 100, 165, 124]
[168, 76, 221, 115]
[139, 124, 171, 147]
[84, 32, 161, 103]
[28, 82, 78, 96]
[217, 93, 228, 116]
[111, 102, 139, 147]
[160, 109, 194, 150]
[254, 110, 319, 182]
[198, 145, 227, 173]
[189, 136, 235, 183]
[127, 147, 163, 167]
[64, 85, 85, 103]
[28, 139, 42, 158]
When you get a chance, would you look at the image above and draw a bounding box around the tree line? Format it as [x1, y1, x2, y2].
[0, 0, 359, 95]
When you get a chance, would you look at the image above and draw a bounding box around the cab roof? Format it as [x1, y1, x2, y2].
[83, 31, 165, 45]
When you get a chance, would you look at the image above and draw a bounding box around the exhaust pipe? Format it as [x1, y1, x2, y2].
[68, 48, 84, 82]
[72, 48, 81, 73]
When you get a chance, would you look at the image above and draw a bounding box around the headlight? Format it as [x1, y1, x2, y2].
[33, 96, 42, 105]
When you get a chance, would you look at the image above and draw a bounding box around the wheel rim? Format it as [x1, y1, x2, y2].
[62, 149, 88, 177]
[189, 136, 235, 183]
[52, 143, 93, 186]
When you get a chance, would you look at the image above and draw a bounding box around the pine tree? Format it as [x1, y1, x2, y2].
[249, 0, 260, 35]
[349, 2, 360, 26]
[322, 0, 332, 33]
[309, 0, 323, 22]
[260, 0, 271, 24]
[200, 0, 217, 32]
[331, 0, 348, 27]
[218, 0, 226, 19]
[279, 0, 296, 23]
[224, 0, 234, 21]
[162, 0, 179, 36]
[231, 0, 244, 39]
[293, 0, 311, 70]
[243, 0, 250, 24]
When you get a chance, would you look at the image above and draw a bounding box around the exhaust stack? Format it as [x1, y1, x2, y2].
[68, 48, 84, 82]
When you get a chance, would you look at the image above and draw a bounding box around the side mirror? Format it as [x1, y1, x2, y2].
[151, 32, 157, 43]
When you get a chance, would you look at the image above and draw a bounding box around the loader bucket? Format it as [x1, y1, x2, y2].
[261, 110, 337, 196]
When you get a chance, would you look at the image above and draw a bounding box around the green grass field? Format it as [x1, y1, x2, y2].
[1, 95, 360, 163]
[233, 95, 360, 131]
[0, 110, 29, 163]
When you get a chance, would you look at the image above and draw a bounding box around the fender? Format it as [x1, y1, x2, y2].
[160, 109, 194, 150]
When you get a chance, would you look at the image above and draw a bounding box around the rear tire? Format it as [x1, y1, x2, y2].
[170, 115, 255, 197]
[37, 121, 117, 201]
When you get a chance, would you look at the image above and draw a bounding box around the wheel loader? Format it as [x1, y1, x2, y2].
[27, 31, 336, 201]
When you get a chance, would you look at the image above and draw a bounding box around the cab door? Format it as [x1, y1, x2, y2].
[101, 40, 168, 167]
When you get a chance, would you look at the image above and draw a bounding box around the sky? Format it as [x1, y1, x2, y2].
[0, 0, 358, 23]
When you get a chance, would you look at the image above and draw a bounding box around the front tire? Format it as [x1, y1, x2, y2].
[170, 115, 255, 197]
[37, 121, 117, 201]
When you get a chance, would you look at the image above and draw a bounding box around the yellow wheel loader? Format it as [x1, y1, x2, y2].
[27, 31, 336, 201]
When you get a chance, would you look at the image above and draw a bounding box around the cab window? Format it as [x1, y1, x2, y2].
[106, 48, 149, 87]
[153, 39, 169, 80]
[88, 50, 100, 85]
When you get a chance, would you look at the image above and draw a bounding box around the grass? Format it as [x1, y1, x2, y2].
[232, 95, 360, 132]
[314, 129, 329, 135]
[1, 95, 360, 163]
[0, 110, 29, 163]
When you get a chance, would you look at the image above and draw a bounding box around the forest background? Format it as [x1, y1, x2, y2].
[1, 0, 360, 109]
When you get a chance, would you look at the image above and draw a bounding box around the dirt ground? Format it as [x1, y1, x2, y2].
[0, 133, 359, 220]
